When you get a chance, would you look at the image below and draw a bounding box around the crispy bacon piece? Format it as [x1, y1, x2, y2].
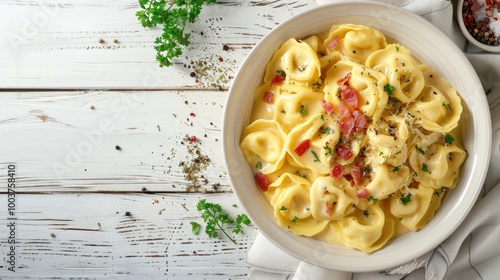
[351, 164, 363, 186]
[262, 91, 274, 103]
[336, 145, 353, 160]
[325, 201, 333, 216]
[255, 172, 269, 192]
[321, 99, 335, 115]
[356, 188, 369, 199]
[328, 36, 339, 50]
[340, 85, 359, 109]
[270, 73, 286, 86]
[337, 72, 352, 86]
[294, 139, 311, 157]
[330, 162, 344, 179]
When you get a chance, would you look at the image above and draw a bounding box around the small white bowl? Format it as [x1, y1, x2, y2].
[223, 1, 491, 272]
[457, 0, 500, 52]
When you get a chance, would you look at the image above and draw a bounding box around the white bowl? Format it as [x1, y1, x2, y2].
[222, 1, 491, 272]
[457, 0, 500, 52]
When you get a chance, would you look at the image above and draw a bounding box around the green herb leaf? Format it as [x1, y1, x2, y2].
[233, 214, 251, 235]
[400, 193, 412, 205]
[279, 206, 288, 211]
[383, 84, 395, 96]
[368, 196, 378, 203]
[445, 134, 455, 145]
[392, 165, 401, 172]
[415, 145, 426, 155]
[422, 163, 432, 174]
[323, 145, 333, 156]
[298, 104, 307, 115]
[196, 199, 251, 244]
[255, 161, 262, 169]
[276, 70, 286, 77]
[190, 221, 201, 235]
[291, 216, 298, 223]
[311, 150, 320, 162]
[136, 0, 216, 67]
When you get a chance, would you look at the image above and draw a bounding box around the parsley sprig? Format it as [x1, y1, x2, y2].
[136, 0, 216, 67]
[196, 199, 251, 244]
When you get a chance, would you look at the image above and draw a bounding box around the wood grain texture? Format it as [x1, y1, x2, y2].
[0, 193, 257, 279]
[0, 90, 230, 193]
[0, 0, 318, 278]
[0, 0, 316, 90]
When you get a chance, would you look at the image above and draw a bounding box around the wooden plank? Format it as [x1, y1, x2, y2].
[0, 192, 256, 278]
[0, 0, 316, 90]
[0, 90, 233, 193]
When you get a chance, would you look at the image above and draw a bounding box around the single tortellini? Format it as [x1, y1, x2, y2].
[408, 138, 467, 189]
[270, 173, 329, 236]
[408, 65, 463, 133]
[285, 113, 341, 175]
[334, 204, 395, 253]
[309, 176, 358, 220]
[365, 115, 410, 167]
[349, 64, 388, 118]
[324, 24, 387, 64]
[273, 87, 324, 131]
[240, 119, 288, 174]
[390, 184, 443, 231]
[323, 60, 357, 108]
[364, 163, 411, 201]
[369, 48, 425, 103]
[264, 38, 321, 85]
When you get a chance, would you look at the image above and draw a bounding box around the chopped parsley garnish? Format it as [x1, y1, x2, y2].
[384, 84, 395, 96]
[368, 196, 379, 203]
[279, 206, 288, 211]
[363, 210, 369, 217]
[392, 165, 401, 172]
[311, 150, 320, 162]
[323, 145, 333, 156]
[291, 216, 298, 223]
[434, 186, 446, 197]
[415, 145, 426, 155]
[400, 193, 412, 205]
[445, 134, 455, 145]
[442, 102, 452, 111]
[298, 104, 307, 115]
[422, 163, 432, 174]
[276, 70, 286, 76]
[321, 127, 331, 134]
[281, 109, 286, 114]
[255, 161, 262, 169]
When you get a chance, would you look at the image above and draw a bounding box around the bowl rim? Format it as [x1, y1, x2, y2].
[223, 0, 492, 272]
[457, 0, 500, 52]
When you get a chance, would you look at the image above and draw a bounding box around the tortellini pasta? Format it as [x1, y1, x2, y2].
[240, 24, 467, 253]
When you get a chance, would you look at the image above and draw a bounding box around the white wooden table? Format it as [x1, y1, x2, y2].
[0, 1, 317, 278]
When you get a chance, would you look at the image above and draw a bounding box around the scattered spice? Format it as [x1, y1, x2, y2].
[223, 44, 229, 51]
[113, 38, 118, 43]
[141, 187, 147, 192]
[115, 145, 121, 151]
[179, 134, 211, 191]
[462, 0, 500, 46]
[50, 232, 56, 238]
[188, 53, 236, 89]
[97, 38, 104, 43]
[125, 211, 131, 216]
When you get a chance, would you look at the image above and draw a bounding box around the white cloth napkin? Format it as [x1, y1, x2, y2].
[247, 0, 500, 279]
